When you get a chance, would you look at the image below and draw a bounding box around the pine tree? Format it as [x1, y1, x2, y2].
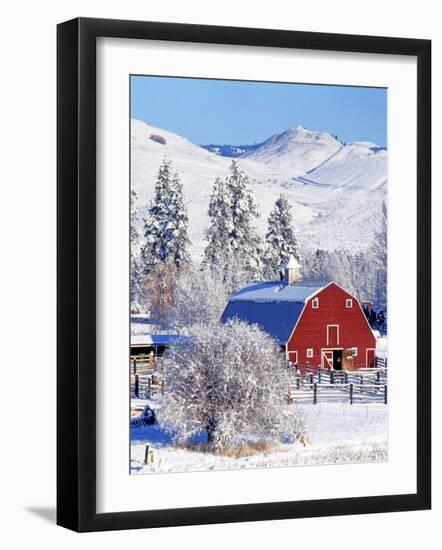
[141, 158, 190, 274]
[226, 160, 261, 280]
[377, 310, 386, 331]
[203, 177, 232, 269]
[168, 171, 191, 269]
[372, 201, 387, 310]
[309, 249, 327, 281]
[203, 160, 261, 283]
[130, 188, 141, 311]
[263, 193, 302, 280]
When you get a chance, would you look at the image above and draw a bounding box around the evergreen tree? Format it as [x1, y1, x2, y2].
[141, 158, 190, 274]
[226, 160, 261, 279]
[262, 193, 302, 280]
[309, 249, 326, 281]
[377, 309, 386, 331]
[203, 177, 231, 269]
[372, 201, 387, 310]
[130, 188, 141, 311]
[203, 160, 261, 283]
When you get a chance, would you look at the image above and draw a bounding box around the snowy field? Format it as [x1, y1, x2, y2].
[130, 401, 387, 475]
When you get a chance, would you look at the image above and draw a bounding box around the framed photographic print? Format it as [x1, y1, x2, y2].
[57, 17, 431, 532]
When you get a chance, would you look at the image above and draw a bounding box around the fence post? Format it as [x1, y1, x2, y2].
[309, 374, 313, 385]
[296, 377, 300, 390]
[133, 357, 137, 375]
[384, 385, 388, 405]
[287, 386, 292, 404]
[144, 445, 150, 465]
[385, 358, 388, 371]
[376, 370, 380, 387]
[349, 383, 353, 405]
[313, 382, 317, 404]
[330, 370, 334, 385]
[344, 371, 348, 384]
[161, 380, 165, 395]
[318, 369, 322, 384]
[134, 374, 139, 398]
[148, 377, 151, 398]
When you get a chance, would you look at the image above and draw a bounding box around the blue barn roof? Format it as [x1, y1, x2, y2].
[221, 282, 324, 344]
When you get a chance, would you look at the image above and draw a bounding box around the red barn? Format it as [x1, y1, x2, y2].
[221, 256, 376, 373]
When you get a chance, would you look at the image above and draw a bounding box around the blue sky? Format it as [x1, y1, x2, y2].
[131, 75, 387, 147]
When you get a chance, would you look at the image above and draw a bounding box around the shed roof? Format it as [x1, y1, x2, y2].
[131, 334, 188, 347]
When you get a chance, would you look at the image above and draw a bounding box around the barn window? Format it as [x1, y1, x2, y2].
[351, 347, 358, 356]
[312, 297, 319, 309]
[306, 348, 313, 358]
[346, 299, 353, 308]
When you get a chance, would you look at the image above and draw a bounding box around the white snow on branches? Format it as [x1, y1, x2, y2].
[157, 319, 308, 450]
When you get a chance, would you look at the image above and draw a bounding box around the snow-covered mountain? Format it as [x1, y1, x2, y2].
[131, 119, 387, 262]
[242, 126, 342, 174]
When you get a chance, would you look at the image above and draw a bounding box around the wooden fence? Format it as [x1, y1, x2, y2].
[304, 366, 387, 386]
[130, 354, 156, 375]
[288, 381, 387, 405]
[130, 357, 387, 405]
[130, 373, 164, 398]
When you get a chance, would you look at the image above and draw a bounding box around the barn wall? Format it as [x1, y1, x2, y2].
[287, 283, 376, 372]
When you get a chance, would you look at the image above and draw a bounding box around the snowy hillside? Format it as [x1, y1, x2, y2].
[131, 119, 387, 261]
[242, 126, 342, 174]
[299, 141, 387, 192]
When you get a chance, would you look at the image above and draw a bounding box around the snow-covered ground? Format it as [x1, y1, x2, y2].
[130, 401, 387, 475]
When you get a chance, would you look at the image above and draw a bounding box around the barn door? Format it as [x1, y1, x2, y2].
[321, 350, 333, 369]
[327, 325, 339, 346]
[366, 348, 375, 368]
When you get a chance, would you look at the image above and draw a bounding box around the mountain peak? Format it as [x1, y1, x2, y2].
[243, 126, 342, 174]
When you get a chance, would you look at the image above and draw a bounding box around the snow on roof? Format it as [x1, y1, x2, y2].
[131, 334, 188, 347]
[285, 254, 301, 269]
[229, 281, 323, 303]
[221, 281, 324, 344]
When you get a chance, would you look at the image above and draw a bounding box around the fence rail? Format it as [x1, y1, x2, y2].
[131, 354, 156, 375]
[304, 366, 387, 386]
[289, 381, 387, 405]
[130, 374, 164, 398]
[130, 357, 387, 405]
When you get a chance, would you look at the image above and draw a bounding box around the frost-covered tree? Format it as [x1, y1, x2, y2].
[157, 319, 308, 450]
[263, 194, 302, 280]
[166, 267, 229, 333]
[203, 160, 261, 284]
[202, 177, 232, 269]
[141, 158, 190, 274]
[226, 160, 261, 279]
[371, 201, 387, 310]
[309, 249, 327, 281]
[130, 188, 142, 311]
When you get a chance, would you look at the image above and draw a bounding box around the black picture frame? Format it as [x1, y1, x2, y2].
[57, 17, 431, 532]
